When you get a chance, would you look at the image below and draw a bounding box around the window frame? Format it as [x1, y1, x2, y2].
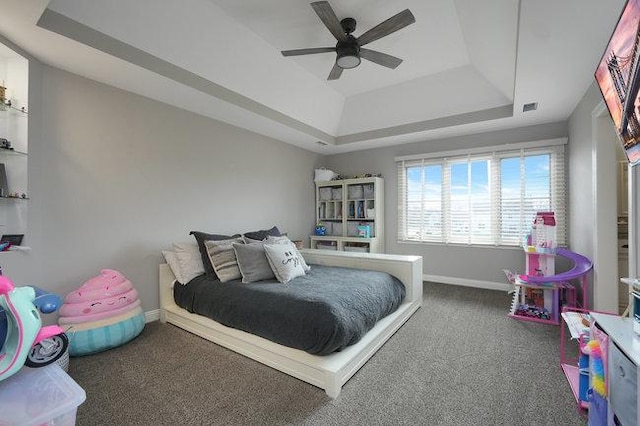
[396, 138, 567, 247]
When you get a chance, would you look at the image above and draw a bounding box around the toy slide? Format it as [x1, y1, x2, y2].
[510, 247, 592, 324]
[517, 248, 593, 285]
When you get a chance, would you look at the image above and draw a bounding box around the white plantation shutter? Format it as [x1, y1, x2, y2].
[550, 145, 566, 245]
[396, 139, 566, 246]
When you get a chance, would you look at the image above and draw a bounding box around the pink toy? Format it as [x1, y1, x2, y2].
[59, 269, 139, 322]
[59, 300, 141, 325]
[64, 269, 131, 304]
[60, 286, 137, 317]
[59, 269, 145, 356]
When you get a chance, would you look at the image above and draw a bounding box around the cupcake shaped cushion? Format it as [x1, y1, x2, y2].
[59, 269, 145, 356]
[63, 307, 145, 356]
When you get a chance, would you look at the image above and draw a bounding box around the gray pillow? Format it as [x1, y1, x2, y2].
[204, 237, 244, 283]
[264, 241, 306, 284]
[243, 226, 282, 241]
[190, 231, 241, 276]
[232, 242, 275, 283]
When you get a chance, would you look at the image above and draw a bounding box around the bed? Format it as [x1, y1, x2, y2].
[159, 249, 422, 398]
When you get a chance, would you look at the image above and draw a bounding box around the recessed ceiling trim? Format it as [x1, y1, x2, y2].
[36, 8, 336, 146]
[335, 104, 514, 145]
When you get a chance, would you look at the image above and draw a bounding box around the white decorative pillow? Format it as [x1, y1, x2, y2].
[263, 242, 306, 284]
[173, 242, 205, 283]
[205, 238, 245, 283]
[265, 235, 311, 272]
[162, 250, 185, 285]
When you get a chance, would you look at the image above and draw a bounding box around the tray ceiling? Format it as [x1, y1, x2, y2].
[0, 0, 626, 153]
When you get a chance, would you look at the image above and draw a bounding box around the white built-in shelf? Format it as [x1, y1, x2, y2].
[0, 104, 27, 114]
[0, 196, 29, 201]
[0, 245, 31, 253]
[0, 149, 27, 156]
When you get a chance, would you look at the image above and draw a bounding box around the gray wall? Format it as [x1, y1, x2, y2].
[2, 65, 320, 312]
[567, 82, 622, 310]
[567, 84, 600, 269]
[325, 122, 569, 285]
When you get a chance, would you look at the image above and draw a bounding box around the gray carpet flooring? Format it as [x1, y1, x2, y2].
[67, 282, 587, 425]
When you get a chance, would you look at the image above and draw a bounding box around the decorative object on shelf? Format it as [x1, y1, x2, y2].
[350, 173, 383, 179]
[0, 234, 23, 247]
[3, 192, 27, 199]
[0, 139, 12, 151]
[357, 224, 371, 238]
[315, 222, 327, 236]
[314, 168, 338, 182]
[59, 269, 145, 356]
[0, 83, 5, 104]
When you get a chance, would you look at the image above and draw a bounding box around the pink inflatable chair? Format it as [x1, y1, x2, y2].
[59, 269, 145, 356]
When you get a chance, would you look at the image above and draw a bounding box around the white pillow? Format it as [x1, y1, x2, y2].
[162, 250, 185, 284]
[263, 241, 306, 284]
[173, 242, 205, 283]
[264, 235, 311, 272]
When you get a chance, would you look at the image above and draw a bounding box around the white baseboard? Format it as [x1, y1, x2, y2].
[423, 274, 511, 292]
[145, 309, 160, 323]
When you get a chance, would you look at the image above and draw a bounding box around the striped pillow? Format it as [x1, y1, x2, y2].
[205, 237, 245, 283]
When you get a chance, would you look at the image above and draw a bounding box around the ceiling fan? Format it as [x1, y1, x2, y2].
[281, 1, 416, 80]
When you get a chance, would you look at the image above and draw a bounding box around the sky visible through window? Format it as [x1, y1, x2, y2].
[405, 154, 551, 243]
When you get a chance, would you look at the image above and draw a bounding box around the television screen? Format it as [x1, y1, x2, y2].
[595, 0, 640, 165]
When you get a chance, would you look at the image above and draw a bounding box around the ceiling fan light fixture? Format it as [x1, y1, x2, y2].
[337, 53, 360, 69]
[336, 43, 360, 69]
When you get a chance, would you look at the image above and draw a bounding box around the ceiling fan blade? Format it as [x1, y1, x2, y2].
[311, 1, 348, 42]
[357, 9, 415, 46]
[281, 47, 335, 57]
[328, 62, 343, 80]
[360, 48, 403, 69]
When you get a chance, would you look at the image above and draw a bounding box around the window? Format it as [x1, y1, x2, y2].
[397, 140, 566, 246]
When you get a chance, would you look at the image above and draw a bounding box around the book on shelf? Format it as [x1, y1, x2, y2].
[561, 311, 590, 339]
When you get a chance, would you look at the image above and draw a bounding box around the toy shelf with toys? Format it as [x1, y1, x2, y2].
[559, 308, 592, 410]
[506, 212, 593, 325]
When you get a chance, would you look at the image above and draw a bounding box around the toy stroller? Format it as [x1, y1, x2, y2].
[0, 275, 69, 382]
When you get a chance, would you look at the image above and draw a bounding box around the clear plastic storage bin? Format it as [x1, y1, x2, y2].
[0, 364, 86, 426]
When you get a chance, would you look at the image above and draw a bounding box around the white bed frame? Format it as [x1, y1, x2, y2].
[158, 249, 422, 398]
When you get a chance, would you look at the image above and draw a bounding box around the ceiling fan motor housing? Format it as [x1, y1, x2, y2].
[336, 35, 360, 69]
[340, 17, 357, 34]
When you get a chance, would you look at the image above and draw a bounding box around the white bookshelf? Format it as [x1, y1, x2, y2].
[311, 177, 384, 253]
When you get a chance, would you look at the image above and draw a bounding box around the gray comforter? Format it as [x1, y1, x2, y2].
[173, 265, 406, 355]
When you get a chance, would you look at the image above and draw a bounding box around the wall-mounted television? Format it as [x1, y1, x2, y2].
[595, 0, 640, 165]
